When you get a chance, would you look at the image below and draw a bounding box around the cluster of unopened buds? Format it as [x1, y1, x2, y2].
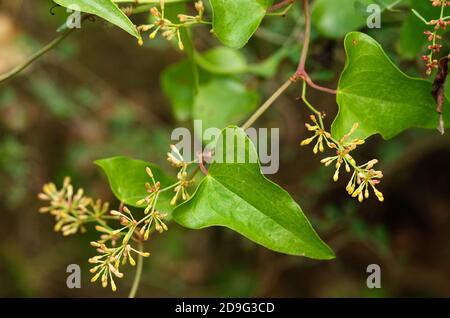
[137, 0, 208, 50]
[89, 144, 195, 291]
[38, 143, 195, 291]
[38, 177, 111, 236]
[88, 239, 150, 292]
[166, 145, 192, 205]
[301, 115, 384, 202]
[420, 0, 449, 75]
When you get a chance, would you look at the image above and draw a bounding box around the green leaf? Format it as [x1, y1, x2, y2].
[210, 0, 274, 49]
[195, 47, 248, 75]
[162, 46, 284, 121]
[246, 47, 290, 78]
[180, 28, 199, 94]
[173, 126, 335, 259]
[53, 0, 139, 38]
[312, 0, 366, 39]
[162, 53, 267, 123]
[332, 32, 450, 140]
[193, 78, 259, 133]
[311, 0, 392, 38]
[161, 60, 204, 122]
[195, 46, 289, 78]
[95, 156, 175, 212]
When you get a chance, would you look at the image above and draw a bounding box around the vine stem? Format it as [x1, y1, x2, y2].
[0, 27, 76, 84]
[128, 241, 144, 298]
[242, 79, 293, 130]
[293, 0, 337, 95]
[296, 0, 310, 74]
[267, 0, 296, 13]
[242, 0, 337, 130]
[301, 79, 324, 128]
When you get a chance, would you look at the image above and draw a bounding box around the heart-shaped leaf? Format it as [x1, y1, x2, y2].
[173, 126, 335, 259]
[95, 157, 175, 213]
[53, 0, 139, 38]
[210, 0, 273, 49]
[332, 32, 450, 140]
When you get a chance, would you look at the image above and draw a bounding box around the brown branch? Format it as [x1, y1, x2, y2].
[0, 14, 92, 84]
[241, 0, 338, 130]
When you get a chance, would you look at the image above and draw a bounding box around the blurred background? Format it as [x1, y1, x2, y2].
[0, 0, 449, 297]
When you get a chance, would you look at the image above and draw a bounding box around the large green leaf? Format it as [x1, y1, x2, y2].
[193, 78, 259, 133]
[95, 157, 175, 212]
[210, 0, 273, 49]
[173, 127, 335, 259]
[332, 32, 450, 140]
[53, 0, 139, 38]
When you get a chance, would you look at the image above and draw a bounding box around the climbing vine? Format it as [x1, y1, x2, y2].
[1, 0, 448, 296]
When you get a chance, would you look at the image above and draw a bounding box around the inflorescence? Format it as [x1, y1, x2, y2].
[38, 177, 112, 236]
[301, 115, 384, 203]
[418, 0, 449, 75]
[38, 145, 195, 291]
[137, 0, 209, 50]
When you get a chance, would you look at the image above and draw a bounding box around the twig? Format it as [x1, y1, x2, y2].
[300, 80, 324, 128]
[241, 0, 338, 130]
[0, 27, 76, 84]
[296, 0, 310, 74]
[242, 79, 293, 130]
[304, 74, 337, 95]
[432, 55, 449, 135]
[292, 0, 337, 95]
[128, 241, 144, 298]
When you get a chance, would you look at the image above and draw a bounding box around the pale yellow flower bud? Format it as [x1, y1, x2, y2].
[358, 192, 364, 202]
[333, 169, 339, 182]
[300, 136, 315, 146]
[146, 166, 154, 178]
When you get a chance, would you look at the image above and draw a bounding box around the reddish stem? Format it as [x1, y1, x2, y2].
[197, 152, 209, 175]
[268, 0, 296, 13]
[292, 0, 337, 95]
[304, 74, 337, 95]
[296, 0, 310, 74]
